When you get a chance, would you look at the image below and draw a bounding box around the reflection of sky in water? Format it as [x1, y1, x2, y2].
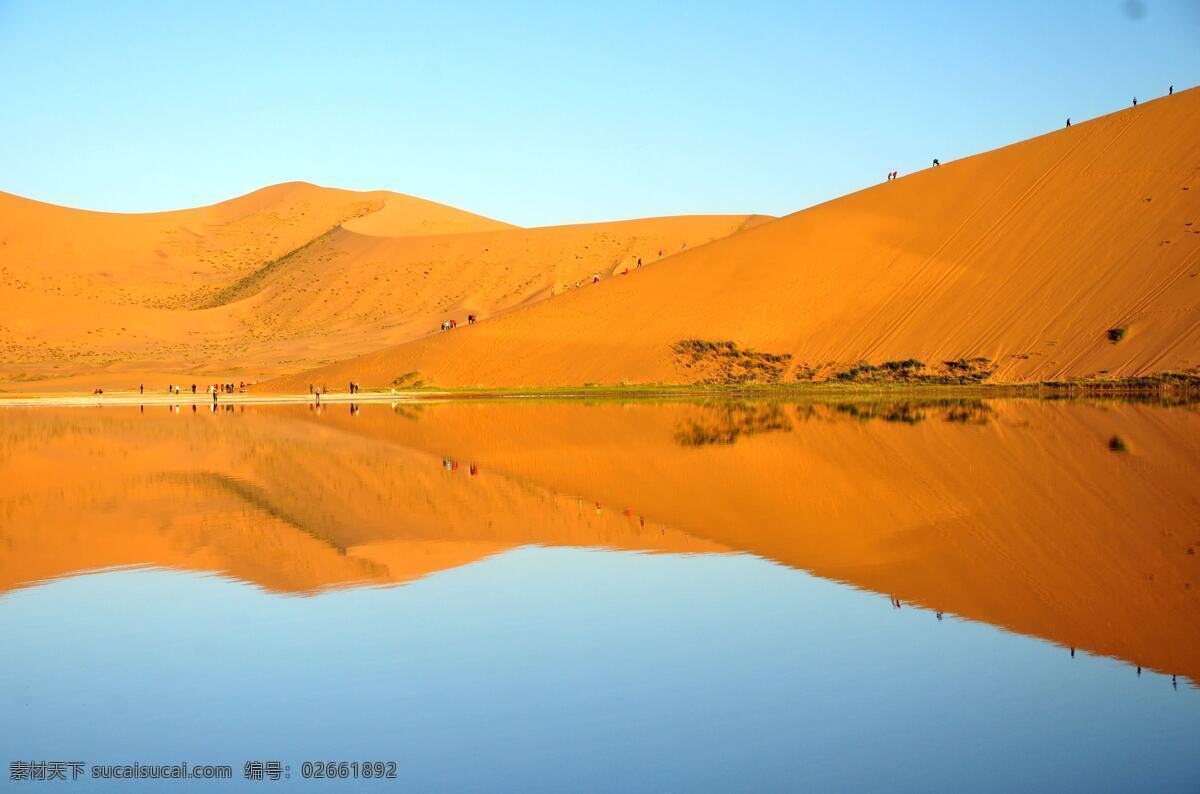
[2, 547, 1197, 792]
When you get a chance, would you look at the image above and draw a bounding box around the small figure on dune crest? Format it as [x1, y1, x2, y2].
[592, 273, 600, 284]
[1169, 85, 1173, 95]
[1066, 118, 1071, 127]
[468, 313, 477, 324]
[1132, 97, 1137, 106]
[932, 158, 940, 167]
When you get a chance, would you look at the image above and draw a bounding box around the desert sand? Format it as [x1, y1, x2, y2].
[268, 87, 1200, 391]
[0, 182, 763, 391]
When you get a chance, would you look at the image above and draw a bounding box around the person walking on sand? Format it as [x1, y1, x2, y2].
[1169, 85, 1173, 95]
[212, 388, 218, 405]
[139, 384, 144, 395]
[592, 273, 600, 284]
[932, 158, 940, 167]
[1066, 118, 1071, 127]
[1132, 97, 1137, 106]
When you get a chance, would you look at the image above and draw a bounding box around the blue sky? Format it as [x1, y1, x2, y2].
[1, 0, 1197, 225]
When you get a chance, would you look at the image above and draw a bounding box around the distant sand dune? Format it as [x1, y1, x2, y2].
[269, 87, 1200, 391]
[0, 180, 762, 390]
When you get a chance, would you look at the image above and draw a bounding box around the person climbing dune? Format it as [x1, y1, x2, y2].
[1066, 118, 1071, 127]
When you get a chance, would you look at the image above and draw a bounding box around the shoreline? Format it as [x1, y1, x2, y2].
[2, 378, 1199, 409]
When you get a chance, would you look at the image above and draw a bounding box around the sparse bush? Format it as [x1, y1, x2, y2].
[1107, 327, 1127, 343]
[672, 339, 791, 383]
[392, 371, 422, 387]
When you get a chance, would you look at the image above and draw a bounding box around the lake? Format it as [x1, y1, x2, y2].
[1, 397, 1198, 791]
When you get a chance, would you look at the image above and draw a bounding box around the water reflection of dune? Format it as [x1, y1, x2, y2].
[0, 407, 729, 596]
[1, 399, 1197, 684]
[310, 398, 1200, 683]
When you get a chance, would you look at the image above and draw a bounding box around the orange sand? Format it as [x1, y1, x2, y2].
[0, 182, 762, 390]
[271, 87, 1200, 391]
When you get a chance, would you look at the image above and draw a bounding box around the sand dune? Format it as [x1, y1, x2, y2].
[274, 87, 1200, 390]
[0, 181, 761, 390]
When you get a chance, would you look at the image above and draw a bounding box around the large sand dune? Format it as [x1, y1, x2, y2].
[0, 181, 761, 390]
[274, 88, 1200, 390]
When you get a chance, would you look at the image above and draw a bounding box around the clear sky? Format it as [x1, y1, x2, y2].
[1, 0, 1197, 226]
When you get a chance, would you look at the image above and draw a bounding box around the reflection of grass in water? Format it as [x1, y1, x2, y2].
[391, 402, 425, 421]
[674, 402, 792, 446]
[835, 402, 926, 424]
[672, 398, 1000, 445]
[834, 399, 992, 425]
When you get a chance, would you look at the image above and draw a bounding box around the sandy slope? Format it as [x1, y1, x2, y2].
[0, 181, 760, 390]
[275, 88, 1200, 390]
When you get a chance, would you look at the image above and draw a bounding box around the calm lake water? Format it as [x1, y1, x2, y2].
[1, 398, 1198, 792]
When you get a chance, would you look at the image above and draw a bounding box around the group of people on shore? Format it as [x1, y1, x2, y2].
[151, 381, 244, 396]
